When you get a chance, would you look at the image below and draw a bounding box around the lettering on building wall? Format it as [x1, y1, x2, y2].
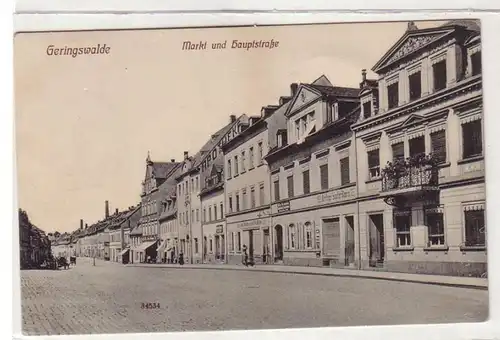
[277, 201, 291, 213]
[236, 219, 267, 229]
[317, 187, 356, 204]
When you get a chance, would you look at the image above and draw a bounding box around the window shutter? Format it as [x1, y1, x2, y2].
[430, 130, 446, 163]
[320, 164, 329, 190]
[340, 157, 350, 185]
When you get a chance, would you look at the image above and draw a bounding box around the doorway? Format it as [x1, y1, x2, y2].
[368, 214, 385, 267]
[248, 230, 254, 261]
[274, 225, 283, 262]
[263, 229, 270, 264]
[220, 234, 225, 262]
[215, 235, 220, 260]
[344, 216, 355, 266]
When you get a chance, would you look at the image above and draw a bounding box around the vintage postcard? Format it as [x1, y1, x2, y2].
[14, 19, 487, 336]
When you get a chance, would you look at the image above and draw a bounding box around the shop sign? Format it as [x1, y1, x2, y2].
[316, 186, 356, 204]
[277, 201, 290, 213]
[216, 225, 224, 234]
[236, 219, 267, 229]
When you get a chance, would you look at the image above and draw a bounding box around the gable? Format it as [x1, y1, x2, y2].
[285, 85, 322, 117]
[372, 28, 455, 73]
[311, 75, 333, 87]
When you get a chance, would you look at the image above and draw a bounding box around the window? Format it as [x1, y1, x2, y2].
[288, 224, 296, 249]
[305, 222, 312, 248]
[209, 238, 213, 252]
[368, 150, 380, 179]
[363, 101, 372, 119]
[191, 178, 194, 192]
[326, 104, 333, 123]
[250, 187, 256, 208]
[462, 120, 483, 159]
[432, 60, 447, 91]
[191, 209, 194, 222]
[430, 130, 447, 164]
[387, 81, 399, 109]
[340, 157, 350, 185]
[409, 136, 425, 158]
[234, 156, 239, 175]
[409, 71, 422, 101]
[471, 51, 482, 76]
[236, 193, 240, 212]
[203, 236, 208, 255]
[320, 164, 329, 190]
[214, 205, 218, 220]
[258, 142, 263, 165]
[229, 196, 233, 213]
[220, 203, 224, 218]
[194, 238, 199, 254]
[241, 151, 246, 172]
[237, 232, 242, 251]
[426, 210, 445, 246]
[249, 147, 254, 169]
[287, 175, 294, 198]
[394, 209, 411, 247]
[464, 209, 486, 247]
[274, 179, 280, 201]
[208, 207, 212, 221]
[259, 183, 265, 205]
[303, 170, 310, 194]
[392, 142, 405, 162]
[227, 159, 232, 178]
[229, 233, 234, 251]
[242, 189, 247, 210]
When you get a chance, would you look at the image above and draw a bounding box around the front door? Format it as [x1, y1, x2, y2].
[322, 218, 341, 262]
[368, 214, 385, 267]
[215, 235, 220, 260]
[248, 230, 254, 260]
[344, 216, 355, 266]
[220, 235, 225, 261]
[263, 229, 270, 264]
[274, 225, 283, 261]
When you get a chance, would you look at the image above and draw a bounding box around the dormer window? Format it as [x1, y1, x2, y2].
[295, 111, 316, 144]
[277, 130, 288, 148]
[471, 50, 482, 76]
[363, 101, 372, 119]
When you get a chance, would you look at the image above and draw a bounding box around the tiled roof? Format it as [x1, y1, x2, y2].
[152, 162, 180, 179]
[441, 19, 480, 32]
[309, 84, 361, 98]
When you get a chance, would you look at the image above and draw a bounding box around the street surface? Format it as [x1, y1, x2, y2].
[20, 258, 488, 335]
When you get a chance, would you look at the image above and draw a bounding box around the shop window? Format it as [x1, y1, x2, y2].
[464, 209, 486, 247]
[394, 209, 411, 247]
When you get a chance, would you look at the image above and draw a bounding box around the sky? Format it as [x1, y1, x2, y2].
[14, 20, 449, 233]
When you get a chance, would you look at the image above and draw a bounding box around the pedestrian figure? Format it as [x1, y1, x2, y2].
[242, 244, 248, 266]
[178, 251, 184, 265]
[170, 249, 175, 264]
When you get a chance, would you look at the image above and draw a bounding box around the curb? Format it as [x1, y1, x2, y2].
[125, 264, 488, 290]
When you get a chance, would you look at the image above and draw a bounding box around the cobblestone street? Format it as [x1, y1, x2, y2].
[20, 258, 488, 336]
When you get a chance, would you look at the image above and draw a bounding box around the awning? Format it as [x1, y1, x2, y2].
[137, 240, 157, 252]
[156, 239, 167, 252]
[119, 248, 130, 256]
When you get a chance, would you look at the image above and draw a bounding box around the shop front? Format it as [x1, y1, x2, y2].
[271, 184, 358, 268]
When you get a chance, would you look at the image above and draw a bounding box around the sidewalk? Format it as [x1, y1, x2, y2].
[126, 262, 488, 290]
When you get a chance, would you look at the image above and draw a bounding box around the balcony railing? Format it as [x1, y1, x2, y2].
[381, 155, 439, 193]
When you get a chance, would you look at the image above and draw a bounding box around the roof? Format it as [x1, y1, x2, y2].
[151, 162, 180, 179]
[308, 84, 361, 98]
[440, 19, 480, 32]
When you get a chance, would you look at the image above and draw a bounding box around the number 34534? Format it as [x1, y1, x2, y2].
[141, 302, 160, 309]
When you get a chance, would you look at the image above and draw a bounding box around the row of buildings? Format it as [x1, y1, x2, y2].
[19, 209, 52, 269]
[58, 20, 486, 277]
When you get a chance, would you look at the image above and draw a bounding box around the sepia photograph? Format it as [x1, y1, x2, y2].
[14, 19, 487, 336]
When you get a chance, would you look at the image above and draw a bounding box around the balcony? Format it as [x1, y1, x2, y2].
[380, 154, 439, 205]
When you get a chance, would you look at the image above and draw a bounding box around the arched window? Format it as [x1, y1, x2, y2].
[305, 222, 313, 249]
[288, 224, 296, 249]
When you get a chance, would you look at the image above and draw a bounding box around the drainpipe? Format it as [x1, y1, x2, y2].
[353, 130, 362, 270]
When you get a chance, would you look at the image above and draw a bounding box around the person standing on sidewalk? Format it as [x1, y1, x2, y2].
[178, 251, 184, 265]
[242, 244, 248, 266]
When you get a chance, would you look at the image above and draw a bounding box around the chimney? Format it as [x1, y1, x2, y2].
[362, 69, 367, 82]
[279, 96, 292, 106]
[115, 208, 119, 214]
[80, 219, 83, 230]
[290, 83, 298, 96]
[183, 151, 189, 160]
[85, 223, 88, 229]
[171, 158, 175, 163]
[230, 115, 236, 123]
[105, 200, 110, 218]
